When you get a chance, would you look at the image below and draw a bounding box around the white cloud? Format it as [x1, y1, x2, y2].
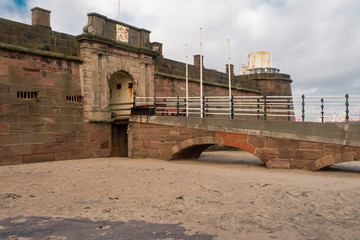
[1, 0, 359, 95]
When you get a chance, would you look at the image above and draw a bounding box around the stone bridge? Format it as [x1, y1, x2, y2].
[129, 116, 360, 171]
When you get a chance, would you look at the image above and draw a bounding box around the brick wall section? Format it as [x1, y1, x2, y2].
[155, 57, 260, 95]
[131, 123, 360, 171]
[154, 57, 293, 97]
[0, 50, 111, 166]
[154, 75, 256, 97]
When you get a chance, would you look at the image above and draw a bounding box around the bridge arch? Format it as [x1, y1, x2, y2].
[306, 151, 357, 171]
[170, 136, 268, 164]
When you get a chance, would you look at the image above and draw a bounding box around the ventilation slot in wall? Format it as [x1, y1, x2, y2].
[66, 95, 83, 103]
[17, 91, 38, 100]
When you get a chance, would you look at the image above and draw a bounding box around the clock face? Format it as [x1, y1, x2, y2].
[116, 24, 129, 43]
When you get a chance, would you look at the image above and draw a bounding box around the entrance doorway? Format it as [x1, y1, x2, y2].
[111, 123, 128, 157]
[109, 71, 133, 119]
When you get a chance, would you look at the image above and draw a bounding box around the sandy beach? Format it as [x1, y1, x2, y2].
[1, 151, 360, 239]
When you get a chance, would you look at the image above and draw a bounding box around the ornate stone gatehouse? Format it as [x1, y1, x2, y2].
[79, 13, 157, 122]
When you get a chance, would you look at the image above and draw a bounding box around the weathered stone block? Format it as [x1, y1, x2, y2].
[0, 64, 9, 75]
[1, 156, 23, 165]
[260, 148, 278, 159]
[0, 123, 9, 133]
[23, 68, 41, 78]
[22, 132, 55, 144]
[0, 83, 10, 94]
[31, 143, 44, 154]
[325, 144, 344, 155]
[299, 149, 323, 160]
[46, 124, 62, 132]
[318, 156, 335, 169]
[265, 138, 300, 149]
[266, 160, 291, 169]
[300, 141, 325, 150]
[23, 153, 55, 163]
[0, 145, 11, 157]
[9, 124, 46, 133]
[254, 148, 269, 162]
[247, 135, 265, 148]
[0, 133, 21, 145]
[11, 144, 31, 155]
[290, 160, 314, 169]
[171, 145, 179, 154]
[55, 151, 91, 161]
[44, 142, 65, 153]
[278, 149, 300, 160]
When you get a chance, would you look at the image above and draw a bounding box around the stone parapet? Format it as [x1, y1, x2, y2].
[0, 17, 79, 57]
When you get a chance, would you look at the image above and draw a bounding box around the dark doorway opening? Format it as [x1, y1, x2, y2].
[112, 123, 128, 157]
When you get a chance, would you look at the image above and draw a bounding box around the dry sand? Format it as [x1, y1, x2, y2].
[1, 151, 360, 239]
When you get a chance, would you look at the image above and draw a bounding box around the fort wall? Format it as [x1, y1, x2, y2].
[154, 57, 292, 97]
[0, 17, 111, 166]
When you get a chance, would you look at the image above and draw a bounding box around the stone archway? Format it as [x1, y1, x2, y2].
[109, 71, 134, 119]
[170, 136, 268, 165]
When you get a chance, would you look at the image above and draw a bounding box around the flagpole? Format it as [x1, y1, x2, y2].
[118, 0, 120, 21]
[228, 39, 232, 118]
[200, 28, 203, 118]
[186, 44, 189, 117]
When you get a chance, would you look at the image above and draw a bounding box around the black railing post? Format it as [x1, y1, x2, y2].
[287, 98, 291, 122]
[345, 94, 349, 123]
[263, 96, 267, 121]
[153, 96, 156, 113]
[321, 98, 324, 123]
[257, 99, 260, 120]
[230, 95, 234, 119]
[176, 96, 180, 116]
[184, 98, 187, 117]
[302, 94, 305, 122]
[202, 96, 207, 118]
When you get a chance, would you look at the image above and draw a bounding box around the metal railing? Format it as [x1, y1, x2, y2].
[129, 95, 360, 123]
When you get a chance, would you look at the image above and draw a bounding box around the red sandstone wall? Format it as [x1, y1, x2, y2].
[0, 49, 111, 165]
[154, 75, 256, 97]
[131, 122, 215, 159]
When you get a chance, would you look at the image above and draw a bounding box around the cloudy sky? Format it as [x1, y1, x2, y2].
[1, 0, 360, 96]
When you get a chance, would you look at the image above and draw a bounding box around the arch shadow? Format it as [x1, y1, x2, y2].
[170, 137, 267, 165]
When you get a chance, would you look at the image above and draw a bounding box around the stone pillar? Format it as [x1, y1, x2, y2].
[226, 64, 234, 76]
[146, 64, 153, 98]
[31, 7, 51, 29]
[194, 55, 204, 67]
[151, 42, 163, 57]
[100, 55, 108, 109]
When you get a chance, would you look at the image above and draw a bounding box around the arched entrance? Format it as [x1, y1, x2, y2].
[109, 71, 134, 119]
[109, 71, 134, 157]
